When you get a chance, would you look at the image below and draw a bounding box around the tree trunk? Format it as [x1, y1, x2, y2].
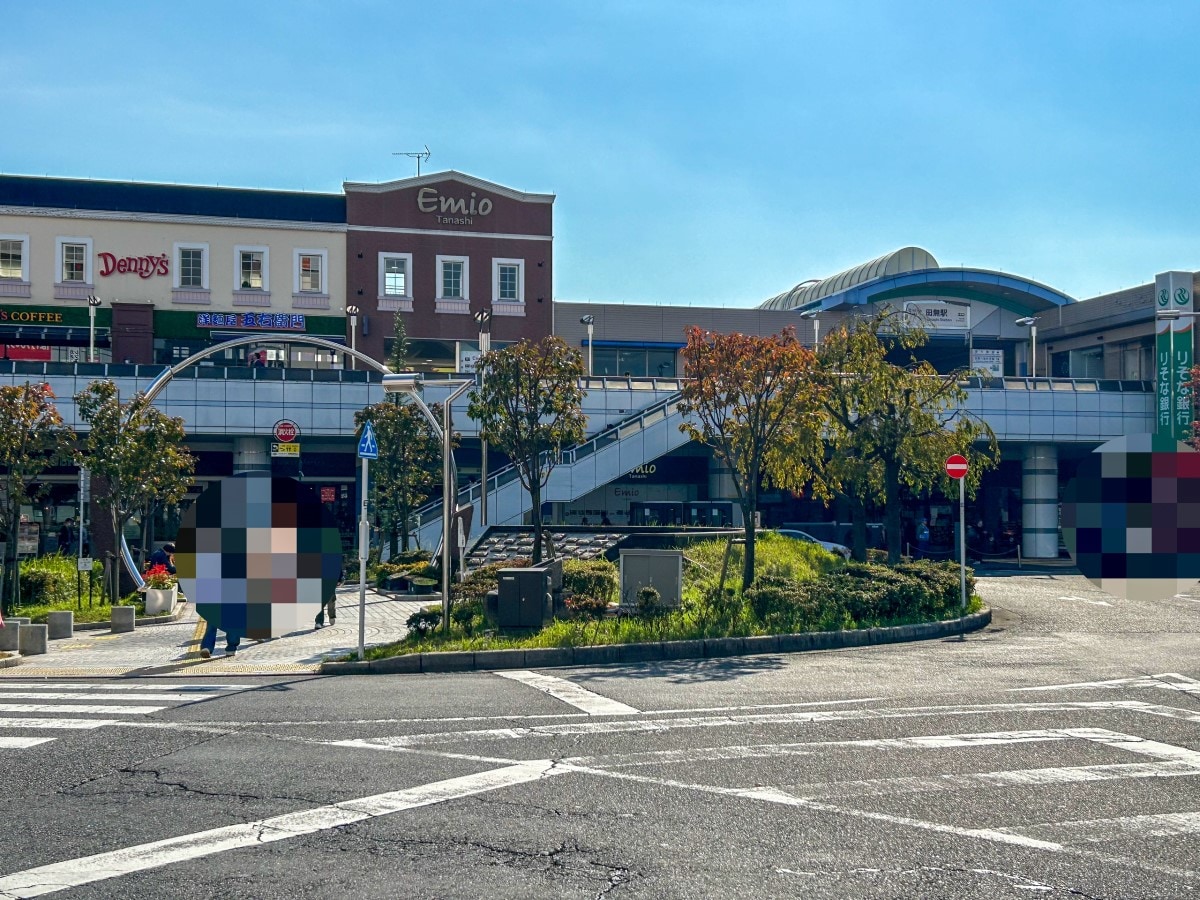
[845, 493, 869, 562]
[528, 467, 543, 564]
[884, 461, 903, 565]
[740, 479, 758, 592]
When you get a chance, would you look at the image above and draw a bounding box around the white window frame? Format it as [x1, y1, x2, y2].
[293, 248, 328, 295]
[492, 257, 524, 304]
[436, 254, 470, 300]
[234, 245, 270, 292]
[172, 242, 210, 289]
[0, 234, 30, 281]
[378, 252, 413, 299]
[56, 236, 93, 285]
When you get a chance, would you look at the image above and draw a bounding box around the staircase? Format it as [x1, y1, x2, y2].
[411, 394, 692, 550]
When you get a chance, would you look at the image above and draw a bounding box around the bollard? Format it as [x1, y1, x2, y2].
[111, 606, 136, 633]
[0, 617, 31, 652]
[18, 624, 48, 655]
[47, 611, 74, 640]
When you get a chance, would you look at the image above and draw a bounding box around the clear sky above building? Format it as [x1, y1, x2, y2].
[5, 1, 1198, 307]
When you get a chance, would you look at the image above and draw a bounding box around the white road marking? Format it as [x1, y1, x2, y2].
[322, 701, 1159, 751]
[0, 692, 219, 703]
[1012, 673, 1200, 694]
[0, 718, 118, 730]
[0, 761, 561, 898]
[1057, 595, 1112, 606]
[0, 683, 245, 692]
[0, 704, 165, 716]
[1014, 811, 1200, 845]
[496, 670, 640, 715]
[0, 736, 55, 749]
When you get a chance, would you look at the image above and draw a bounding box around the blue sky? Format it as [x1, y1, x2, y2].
[5, 1, 1200, 307]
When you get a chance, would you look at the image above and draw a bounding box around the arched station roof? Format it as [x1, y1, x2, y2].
[758, 246, 1076, 317]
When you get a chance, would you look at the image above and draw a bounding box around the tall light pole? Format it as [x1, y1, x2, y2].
[580, 315, 595, 376]
[345, 306, 360, 370]
[382, 373, 473, 634]
[1015, 316, 1040, 378]
[87, 295, 102, 363]
[473, 308, 492, 526]
[799, 310, 820, 348]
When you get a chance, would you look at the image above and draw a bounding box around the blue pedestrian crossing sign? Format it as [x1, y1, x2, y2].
[357, 422, 379, 459]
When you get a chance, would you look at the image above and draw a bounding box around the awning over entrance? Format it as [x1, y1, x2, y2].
[0, 324, 111, 346]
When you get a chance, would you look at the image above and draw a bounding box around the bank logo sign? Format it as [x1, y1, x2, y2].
[1155, 271, 1194, 442]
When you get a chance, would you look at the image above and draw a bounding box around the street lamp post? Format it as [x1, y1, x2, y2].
[473, 309, 492, 526]
[1016, 316, 1040, 378]
[87, 295, 102, 363]
[799, 310, 820, 348]
[382, 373, 473, 634]
[580, 315, 595, 376]
[345, 306, 360, 370]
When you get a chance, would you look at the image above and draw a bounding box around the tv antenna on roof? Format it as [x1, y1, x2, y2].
[393, 145, 431, 176]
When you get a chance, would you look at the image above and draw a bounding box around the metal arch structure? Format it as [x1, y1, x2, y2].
[119, 334, 394, 588]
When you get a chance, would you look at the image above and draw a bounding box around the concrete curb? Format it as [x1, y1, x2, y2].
[318, 608, 992, 676]
[0, 654, 21, 669]
[73, 601, 190, 631]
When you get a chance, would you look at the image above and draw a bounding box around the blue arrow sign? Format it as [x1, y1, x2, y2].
[357, 421, 379, 459]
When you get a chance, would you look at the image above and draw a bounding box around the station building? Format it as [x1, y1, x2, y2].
[0, 172, 1192, 563]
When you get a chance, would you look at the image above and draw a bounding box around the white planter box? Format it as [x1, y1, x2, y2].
[144, 585, 177, 615]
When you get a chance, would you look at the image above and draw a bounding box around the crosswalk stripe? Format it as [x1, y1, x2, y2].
[0, 683, 245, 692]
[0, 692, 225, 703]
[0, 704, 165, 715]
[0, 736, 56, 749]
[0, 718, 118, 729]
[496, 670, 640, 715]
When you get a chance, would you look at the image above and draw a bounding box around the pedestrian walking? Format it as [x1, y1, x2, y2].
[199, 618, 242, 658]
[314, 591, 337, 628]
[57, 518, 75, 555]
[916, 518, 931, 557]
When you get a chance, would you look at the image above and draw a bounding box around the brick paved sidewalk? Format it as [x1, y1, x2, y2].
[0, 587, 427, 678]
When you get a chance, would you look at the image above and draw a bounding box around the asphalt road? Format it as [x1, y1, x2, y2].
[0, 572, 1198, 899]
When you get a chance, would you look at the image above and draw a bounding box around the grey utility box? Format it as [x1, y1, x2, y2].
[496, 566, 553, 629]
[619, 549, 684, 608]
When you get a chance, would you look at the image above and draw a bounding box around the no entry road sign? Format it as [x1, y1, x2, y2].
[945, 454, 968, 479]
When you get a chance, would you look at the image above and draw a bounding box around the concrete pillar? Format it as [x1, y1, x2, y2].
[233, 437, 271, 473]
[708, 457, 739, 526]
[0, 617, 31, 651]
[111, 606, 136, 633]
[1022, 443, 1059, 559]
[47, 611, 73, 639]
[18, 624, 48, 655]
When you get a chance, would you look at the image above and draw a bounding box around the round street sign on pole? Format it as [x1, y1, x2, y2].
[274, 420, 299, 443]
[945, 454, 968, 479]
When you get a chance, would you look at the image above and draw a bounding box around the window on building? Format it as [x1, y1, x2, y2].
[442, 260, 463, 298]
[180, 248, 204, 288]
[492, 258, 523, 303]
[299, 254, 322, 292]
[0, 238, 24, 279]
[381, 254, 410, 296]
[240, 251, 263, 289]
[61, 243, 86, 282]
[1069, 347, 1104, 379]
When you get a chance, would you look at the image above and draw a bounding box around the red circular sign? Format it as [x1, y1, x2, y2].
[274, 420, 298, 442]
[945, 454, 968, 479]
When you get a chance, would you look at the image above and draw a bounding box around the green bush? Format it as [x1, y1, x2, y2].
[565, 594, 609, 619]
[562, 558, 617, 604]
[405, 606, 442, 636]
[18, 555, 92, 607]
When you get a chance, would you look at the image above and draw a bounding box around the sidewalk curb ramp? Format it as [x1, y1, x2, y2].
[319, 609, 992, 676]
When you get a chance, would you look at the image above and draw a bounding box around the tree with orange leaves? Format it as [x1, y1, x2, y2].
[679, 326, 824, 591]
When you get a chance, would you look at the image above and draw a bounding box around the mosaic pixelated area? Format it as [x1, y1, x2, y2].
[176, 472, 343, 639]
[1061, 433, 1200, 602]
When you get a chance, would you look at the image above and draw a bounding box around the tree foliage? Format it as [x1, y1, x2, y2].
[75, 381, 195, 582]
[806, 309, 998, 563]
[468, 336, 586, 563]
[355, 400, 442, 554]
[388, 311, 410, 373]
[678, 326, 824, 591]
[0, 383, 76, 611]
